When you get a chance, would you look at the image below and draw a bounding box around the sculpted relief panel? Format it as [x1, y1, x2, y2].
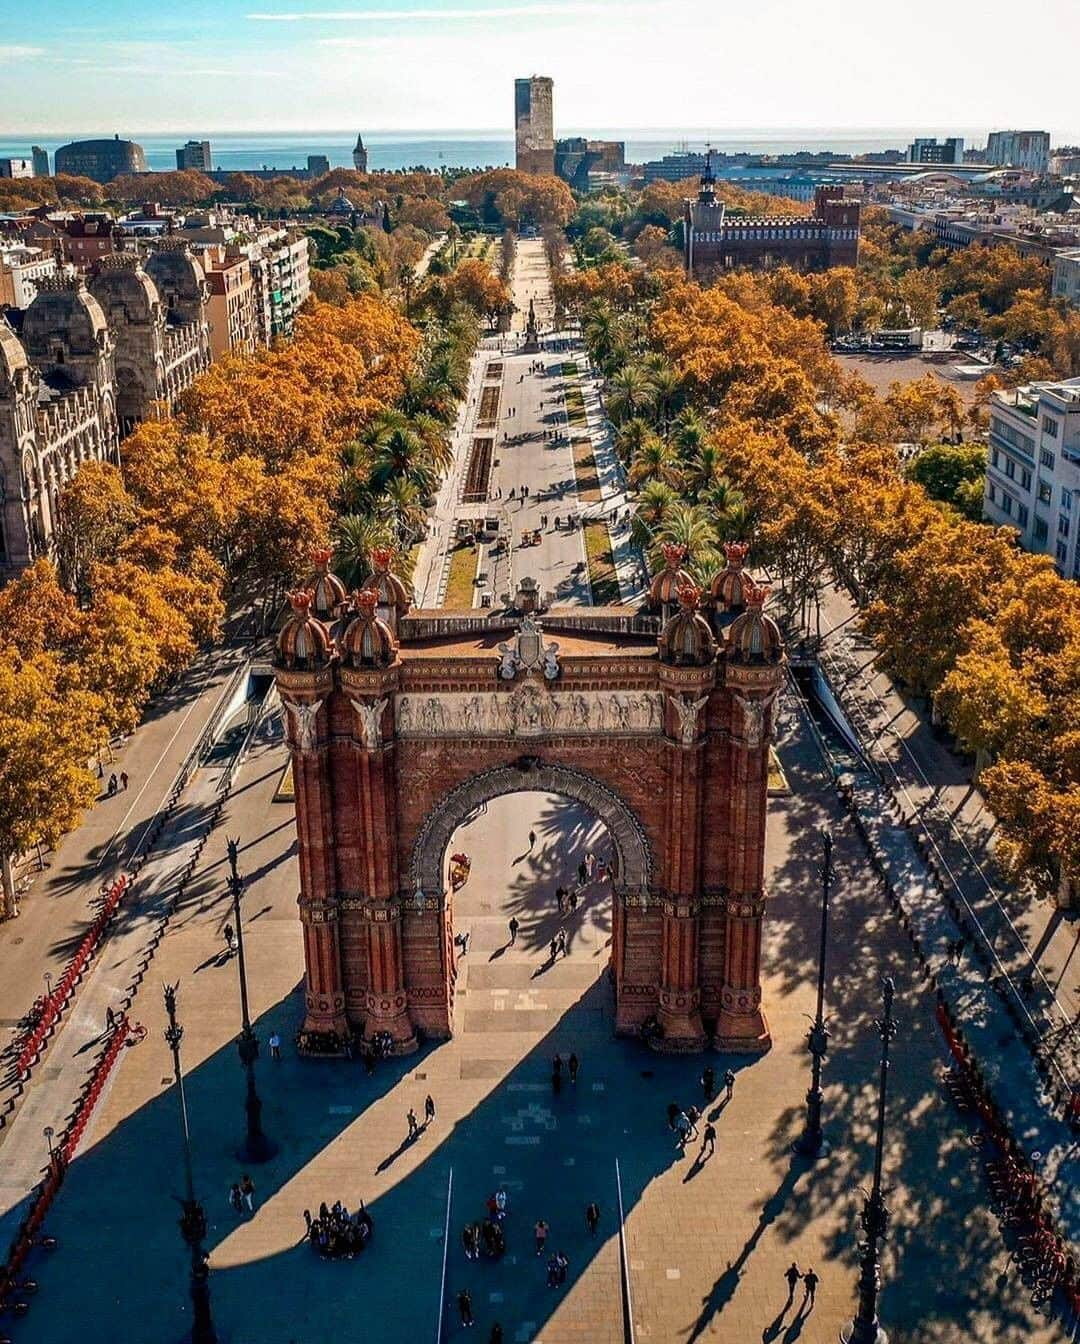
[395, 687, 664, 739]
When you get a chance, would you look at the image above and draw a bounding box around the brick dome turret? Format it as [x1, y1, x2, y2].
[340, 588, 398, 669]
[310, 546, 347, 620]
[277, 590, 333, 669]
[648, 542, 692, 609]
[710, 541, 752, 613]
[659, 580, 715, 666]
[727, 581, 782, 665]
[363, 545, 411, 630]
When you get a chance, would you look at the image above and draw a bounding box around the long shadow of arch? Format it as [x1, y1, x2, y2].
[18, 976, 702, 1344]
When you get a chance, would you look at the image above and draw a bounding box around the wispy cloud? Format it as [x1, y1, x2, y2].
[250, 3, 607, 19]
[0, 44, 45, 62]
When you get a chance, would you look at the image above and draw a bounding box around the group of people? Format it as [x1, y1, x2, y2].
[104, 771, 129, 796]
[666, 1066, 736, 1153]
[461, 1188, 511, 1263]
[227, 1174, 257, 1215]
[303, 1200, 373, 1259]
[551, 1051, 580, 1095]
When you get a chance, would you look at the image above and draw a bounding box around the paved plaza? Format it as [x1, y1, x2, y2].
[6, 687, 1062, 1343]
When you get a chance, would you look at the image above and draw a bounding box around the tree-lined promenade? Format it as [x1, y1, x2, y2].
[560, 257, 1080, 906]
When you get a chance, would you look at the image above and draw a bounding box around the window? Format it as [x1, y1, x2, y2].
[1038, 482, 1053, 504]
[1017, 505, 1029, 528]
[1055, 540, 1068, 564]
[1001, 493, 1013, 516]
[1064, 488, 1074, 511]
[990, 417, 1035, 457]
[1005, 457, 1016, 480]
[1020, 468, 1032, 490]
[1034, 515, 1049, 542]
[1041, 448, 1056, 469]
[1059, 513, 1070, 538]
[991, 447, 1001, 468]
[1042, 416, 1059, 438]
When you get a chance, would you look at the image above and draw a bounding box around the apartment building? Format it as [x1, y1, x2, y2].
[983, 379, 1080, 580]
[203, 246, 258, 360]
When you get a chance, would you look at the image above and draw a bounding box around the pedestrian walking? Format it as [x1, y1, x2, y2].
[557, 929, 567, 957]
[407, 1107, 419, 1138]
[494, 1188, 509, 1220]
[667, 1102, 680, 1131]
[120, 771, 128, 791]
[585, 851, 596, 878]
[585, 1201, 600, 1234]
[458, 1288, 475, 1327]
[803, 1267, 819, 1307]
[568, 1052, 579, 1084]
[701, 1065, 715, 1102]
[456, 930, 471, 955]
[508, 916, 520, 945]
[556, 1250, 569, 1284]
[546, 1254, 560, 1287]
[425, 1094, 436, 1124]
[105, 1006, 116, 1031]
[724, 1069, 735, 1102]
[784, 1262, 801, 1304]
[529, 829, 537, 850]
[240, 1173, 255, 1213]
[534, 1218, 549, 1255]
[556, 886, 567, 915]
[549, 936, 558, 961]
[107, 773, 118, 796]
[701, 1122, 716, 1156]
[303, 1208, 312, 1232]
[269, 1031, 281, 1059]
[577, 860, 587, 885]
[462, 1223, 479, 1260]
[223, 923, 236, 955]
[567, 888, 578, 913]
[229, 1183, 243, 1214]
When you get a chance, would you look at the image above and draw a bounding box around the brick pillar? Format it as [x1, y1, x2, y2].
[714, 680, 778, 1053]
[341, 679, 416, 1054]
[654, 676, 712, 1050]
[281, 685, 348, 1042]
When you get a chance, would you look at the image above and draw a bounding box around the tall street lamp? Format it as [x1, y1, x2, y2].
[794, 828, 834, 1159]
[162, 983, 217, 1344]
[841, 976, 898, 1344]
[226, 838, 276, 1164]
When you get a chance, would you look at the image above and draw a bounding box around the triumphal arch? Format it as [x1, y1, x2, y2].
[274, 543, 784, 1055]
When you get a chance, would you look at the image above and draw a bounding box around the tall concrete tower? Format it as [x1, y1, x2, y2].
[514, 76, 554, 176]
[352, 134, 368, 173]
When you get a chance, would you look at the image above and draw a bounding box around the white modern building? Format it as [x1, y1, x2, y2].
[985, 131, 1051, 174]
[983, 378, 1080, 580]
[0, 245, 71, 309]
[1052, 249, 1080, 306]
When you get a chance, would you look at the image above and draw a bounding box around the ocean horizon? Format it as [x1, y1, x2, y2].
[0, 127, 1007, 175]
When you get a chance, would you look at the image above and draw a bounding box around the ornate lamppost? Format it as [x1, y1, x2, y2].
[163, 983, 217, 1344]
[226, 838, 276, 1164]
[841, 976, 898, 1344]
[794, 828, 834, 1158]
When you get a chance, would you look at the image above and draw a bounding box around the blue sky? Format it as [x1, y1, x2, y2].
[4, 0, 1079, 137]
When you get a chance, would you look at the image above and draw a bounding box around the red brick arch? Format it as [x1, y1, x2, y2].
[275, 601, 783, 1056]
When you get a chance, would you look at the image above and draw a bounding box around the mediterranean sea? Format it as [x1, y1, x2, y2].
[0, 128, 997, 175]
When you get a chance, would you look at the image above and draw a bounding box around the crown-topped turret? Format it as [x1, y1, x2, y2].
[726, 580, 782, 665]
[659, 579, 715, 666]
[363, 545, 411, 632]
[277, 590, 333, 670]
[710, 540, 752, 614]
[310, 546, 347, 620]
[340, 587, 398, 669]
[648, 542, 692, 610]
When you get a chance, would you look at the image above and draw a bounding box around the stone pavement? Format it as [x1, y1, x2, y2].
[0, 651, 252, 1258]
[7, 689, 1062, 1344]
[811, 574, 1080, 1051]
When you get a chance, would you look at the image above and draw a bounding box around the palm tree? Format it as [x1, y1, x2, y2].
[377, 476, 428, 547]
[332, 512, 395, 589]
[606, 363, 656, 425]
[670, 407, 710, 462]
[716, 499, 754, 544]
[614, 417, 654, 467]
[369, 421, 435, 497]
[628, 434, 682, 489]
[648, 365, 685, 432]
[653, 500, 719, 570]
[685, 444, 727, 500]
[631, 478, 678, 550]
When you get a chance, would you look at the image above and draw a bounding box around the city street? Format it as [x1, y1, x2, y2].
[6, 685, 1060, 1343]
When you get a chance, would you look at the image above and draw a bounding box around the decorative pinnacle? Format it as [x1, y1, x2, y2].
[370, 545, 394, 573]
[660, 541, 688, 569]
[311, 546, 333, 573]
[723, 540, 750, 567]
[743, 579, 770, 609]
[675, 578, 702, 610]
[354, 587, 379, 619]
[287, 589, 314, 616]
